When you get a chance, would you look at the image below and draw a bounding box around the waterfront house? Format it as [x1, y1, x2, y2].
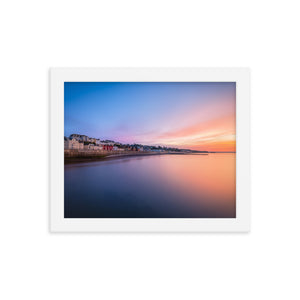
[84, 144, 94, 150]
[94, 145, 102, 151]
[64, 137, 84, 150]
[103, 144, 113, 151]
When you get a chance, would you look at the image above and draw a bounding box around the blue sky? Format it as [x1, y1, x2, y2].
[64, 82, 236, 151]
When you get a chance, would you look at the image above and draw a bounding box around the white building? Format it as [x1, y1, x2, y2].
[84, 144, 93, 150]
[64, 137, 84, 150]
[83, 144, 103, 151]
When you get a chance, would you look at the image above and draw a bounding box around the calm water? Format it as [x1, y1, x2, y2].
[64, 153, 236, 218]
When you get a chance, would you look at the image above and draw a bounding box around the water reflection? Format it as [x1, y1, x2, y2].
[64, 153, 236, 218]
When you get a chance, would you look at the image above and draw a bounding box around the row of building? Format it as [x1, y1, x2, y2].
[64, 135, 117, 151]
[64, 133, 184, 153]
[69, 134, 102, 145]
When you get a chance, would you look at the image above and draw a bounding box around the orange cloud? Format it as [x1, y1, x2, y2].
[152, 114, 236, 152]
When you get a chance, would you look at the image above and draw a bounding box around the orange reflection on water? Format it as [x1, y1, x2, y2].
[65, 153, 236, 218]
[153, 153, 236, 216]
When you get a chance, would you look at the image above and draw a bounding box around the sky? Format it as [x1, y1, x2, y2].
[64, 82, 236, 152]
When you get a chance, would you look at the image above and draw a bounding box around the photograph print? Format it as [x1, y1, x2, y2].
[64, 82, 236, 218]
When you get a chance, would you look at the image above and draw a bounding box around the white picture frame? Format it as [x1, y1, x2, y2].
[50, 68, 250, 232]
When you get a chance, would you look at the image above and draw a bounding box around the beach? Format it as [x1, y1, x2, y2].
[64, 150, 208, 164]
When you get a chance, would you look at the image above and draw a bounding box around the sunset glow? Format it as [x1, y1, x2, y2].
[65, 82, 236, 152]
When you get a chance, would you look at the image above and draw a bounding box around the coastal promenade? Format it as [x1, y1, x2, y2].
[64, 149, 193, 164]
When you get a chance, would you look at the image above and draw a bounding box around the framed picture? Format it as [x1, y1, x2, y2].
[50, 68, 250, 232]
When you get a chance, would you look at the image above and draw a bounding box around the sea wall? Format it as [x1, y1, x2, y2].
[64, 149, 141, 157]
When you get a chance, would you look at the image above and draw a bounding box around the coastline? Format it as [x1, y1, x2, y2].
[64, 151, 209, 164]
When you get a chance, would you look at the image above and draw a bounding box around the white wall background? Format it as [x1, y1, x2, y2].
[1, 1, 299, 299]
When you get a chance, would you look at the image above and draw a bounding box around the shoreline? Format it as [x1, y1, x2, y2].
[64, 151, 210, 164]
